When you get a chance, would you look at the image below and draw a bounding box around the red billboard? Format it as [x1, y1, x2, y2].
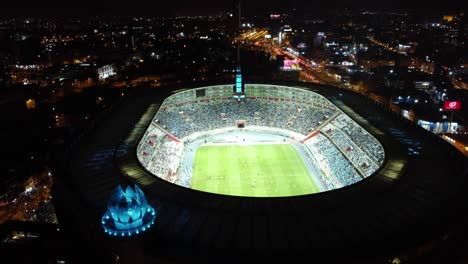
[444, 100, 461, 110]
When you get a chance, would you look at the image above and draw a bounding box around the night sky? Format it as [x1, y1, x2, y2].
[0, 0, 466, 16]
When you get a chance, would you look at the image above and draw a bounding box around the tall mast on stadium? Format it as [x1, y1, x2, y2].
[233, 0, 245, 99]
[236, 0, 241, 62]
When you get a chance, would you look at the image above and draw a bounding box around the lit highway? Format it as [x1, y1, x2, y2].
[239, 28, 405, 118]
[240, 29, 370, 90]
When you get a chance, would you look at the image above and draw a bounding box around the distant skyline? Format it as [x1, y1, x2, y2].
[0, 0, 465, 16]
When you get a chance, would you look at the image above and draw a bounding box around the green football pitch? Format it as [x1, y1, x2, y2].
[191, 144, 320, 197]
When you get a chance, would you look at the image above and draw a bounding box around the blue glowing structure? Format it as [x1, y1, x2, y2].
[101, 184, 156, 237]
[235, 67, 243, 93]
[233, 65, 245, 99]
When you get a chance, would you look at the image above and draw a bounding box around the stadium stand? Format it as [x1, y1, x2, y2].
[331, 114, 385, 164]
[305, 134, 362, 187]
[138, 85, 384, 191]
[321, 122, 380, 176]
[156, 99, 335, 138]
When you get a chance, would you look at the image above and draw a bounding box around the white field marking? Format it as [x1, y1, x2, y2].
[201, 141, 291, 147]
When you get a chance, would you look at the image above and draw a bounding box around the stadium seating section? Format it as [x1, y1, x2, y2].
[137, 85, 385, 191]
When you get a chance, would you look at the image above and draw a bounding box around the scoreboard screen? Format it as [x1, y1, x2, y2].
[235, 67, 243, 93]
[233, 65, 245, 99]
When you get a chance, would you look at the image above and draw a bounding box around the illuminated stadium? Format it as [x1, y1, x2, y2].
[136, 84, 385, 197]
[53, 81, 468, 262]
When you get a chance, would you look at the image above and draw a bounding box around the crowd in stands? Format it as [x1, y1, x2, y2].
[331, 115, 385, 165]
[299, 145, 338, 190]
[321, 123, 379, 176]
[138, 94, 384, 190]
[137, 125, 185, 184]
[156, 98, 336, 138]
[306, 134, 362, 187]
[137, 127, 166, 168]
[146, 137, 184, 182]
[177, 164, 193, 188]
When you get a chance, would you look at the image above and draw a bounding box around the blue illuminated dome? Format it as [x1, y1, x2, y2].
[101, 184, 156, 236]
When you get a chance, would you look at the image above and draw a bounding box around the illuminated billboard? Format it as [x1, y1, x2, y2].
[444, 100, 461, 110]
[270, 14, 281, 19]
[235, 67, 243, 93]
[233, 66, 245, 98]
[282, 59, 301, 71]
[297, 43, 307, 49]
[414, 81, 432, 89]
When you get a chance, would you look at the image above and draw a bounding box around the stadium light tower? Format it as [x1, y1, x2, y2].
[233, 0, 245, 99]
[236, 0, 241, 32]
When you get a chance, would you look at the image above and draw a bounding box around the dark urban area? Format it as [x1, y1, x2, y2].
[0, 1, 467, 263]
